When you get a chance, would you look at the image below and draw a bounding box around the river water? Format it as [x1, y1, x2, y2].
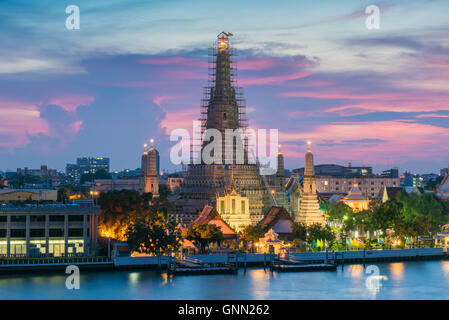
[1, 260, 449, 299]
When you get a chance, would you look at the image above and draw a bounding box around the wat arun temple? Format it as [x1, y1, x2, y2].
[172, 32, 323, 228]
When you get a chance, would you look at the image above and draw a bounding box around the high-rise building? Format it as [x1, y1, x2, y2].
[295, 142, 325, 226]
[173, 33, 272, 225]
[66, 157, 110, 181]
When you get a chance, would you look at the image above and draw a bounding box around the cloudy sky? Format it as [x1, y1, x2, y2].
[1, 0, 449, 174]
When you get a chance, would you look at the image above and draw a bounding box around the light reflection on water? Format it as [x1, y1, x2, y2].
[1, 260, 449, 299]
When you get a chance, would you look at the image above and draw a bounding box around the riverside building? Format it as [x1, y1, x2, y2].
[0, 204, 100, 257]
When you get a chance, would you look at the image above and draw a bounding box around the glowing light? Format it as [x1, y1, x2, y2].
[150, 138, 154, 144]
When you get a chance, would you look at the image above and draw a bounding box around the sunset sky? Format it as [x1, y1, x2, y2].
[1, 0, 449, 173]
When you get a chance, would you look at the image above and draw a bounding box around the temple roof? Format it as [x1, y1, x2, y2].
[437, 173, 449, 197]
[381, 186, 403, 200]
[193, 205, 238, 239]
[343, 182, 369, 201]
[438, 173, 449, 192]
[258, 206, 293, 234]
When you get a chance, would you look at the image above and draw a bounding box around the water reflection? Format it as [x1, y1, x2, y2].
[128, 272, 140, 285]
[1, 261, 449, 300]
[347, 264, 364, 279]
[160, 273, 175, 287]
[248, 269, 271, 300]
[389, 263, 405, 281]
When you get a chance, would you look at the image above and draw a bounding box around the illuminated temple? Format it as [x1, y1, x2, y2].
[172, 33, 275, 226]
[295, 142, 325, 226]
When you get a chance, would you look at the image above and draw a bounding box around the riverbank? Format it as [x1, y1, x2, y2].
[0, 248, 445, 274]
[114, 247, 447, 270]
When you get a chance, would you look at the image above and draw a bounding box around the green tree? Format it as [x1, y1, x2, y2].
[291, 222, 307, 245]
[182, 223, 224, 254]
[325, 201, 353, 221]
[307, 223, 336, 247]
[241, 225, 264, 243]
[125, 213, 181, 256]
[57, 185, 90, 202]
[369, 200, 401, 236]
[395, 191, 449, 236]
[98, 190, 153, 240]
[158, 183, 172, 200]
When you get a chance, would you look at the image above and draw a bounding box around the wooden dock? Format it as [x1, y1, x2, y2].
[167, 255, 238, 276]
[271, 263, 337, 272]
[269, 253, 337, 272]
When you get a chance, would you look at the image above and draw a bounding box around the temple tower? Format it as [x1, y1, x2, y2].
[295, 142, 325, 225]
[174, 33, 272, 225]
[141, 139, 159, 197]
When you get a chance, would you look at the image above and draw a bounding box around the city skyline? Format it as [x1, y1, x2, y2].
[1, 0, 449, 173]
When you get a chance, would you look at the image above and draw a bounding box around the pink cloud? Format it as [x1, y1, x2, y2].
[416, 114, 449, 118]
[49, 95, 94, 112]
[278, 120, 449, 166]
[159, 108, 199, 135]
[240, 71, 314, 86]
[0, 100, 49, 149]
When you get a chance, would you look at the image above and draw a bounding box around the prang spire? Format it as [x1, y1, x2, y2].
[203, 32, 242, 133]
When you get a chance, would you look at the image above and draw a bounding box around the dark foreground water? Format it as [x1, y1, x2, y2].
[2, 260, 449, 299]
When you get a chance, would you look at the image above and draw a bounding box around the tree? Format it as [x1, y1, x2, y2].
[291, 222, 307, 245]
[369, 200, 401, 236]
[241, 225, 264, 243]
[158, 183, 172, 200]
[57, 185, 90, 202]
[395, 191, 449, 237]
[125, 213, 181, 256]
[307, 223, 335, 247]
[182, 223, 224, 254]
[325, 201, 353, 221]
[98, 190, 153, 240]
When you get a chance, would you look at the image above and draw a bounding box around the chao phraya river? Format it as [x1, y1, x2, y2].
[1, 260, 449, 299]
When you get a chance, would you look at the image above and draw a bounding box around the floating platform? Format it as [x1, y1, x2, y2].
[170, 266, 238, 275]
[271, 263, 337, 272]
